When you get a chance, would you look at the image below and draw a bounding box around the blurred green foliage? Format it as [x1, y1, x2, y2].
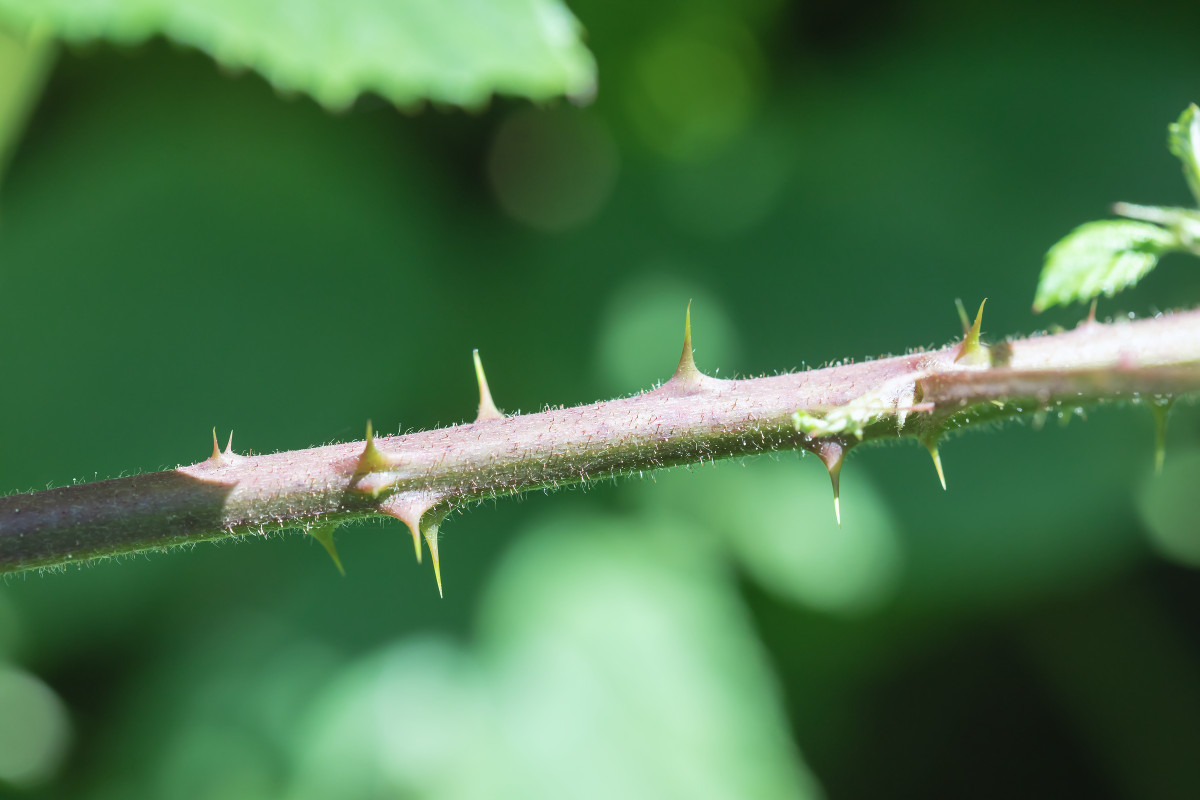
[1, 0, 1200, 797]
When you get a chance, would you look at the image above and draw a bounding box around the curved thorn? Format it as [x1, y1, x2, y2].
[309, 523, 345, 576]
[473, 349, 504, 422]
[210, 427, 221, 461]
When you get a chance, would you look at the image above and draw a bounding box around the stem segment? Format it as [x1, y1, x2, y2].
[3, 310, 1199, 574]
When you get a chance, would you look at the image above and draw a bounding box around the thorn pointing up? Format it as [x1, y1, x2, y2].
[663, 300, 706, 395]
[354, 420, 392, 479]
[675, 300, 698, 378]
[207, 428, 238, 466]
[473, 349, 504, 422]
[954, 298, 989, 365]
[309, 523, 346, 576]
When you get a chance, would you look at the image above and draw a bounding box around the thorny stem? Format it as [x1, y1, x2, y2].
[2, 309, 1200, 577]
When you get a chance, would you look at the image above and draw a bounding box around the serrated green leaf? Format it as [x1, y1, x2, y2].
[0, 0, 596, 110]
[1168, 103, 1200, 206]
[1033, 220, 1181, 312]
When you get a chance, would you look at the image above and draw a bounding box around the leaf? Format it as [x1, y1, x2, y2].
[1168, 103, 1200, 205]
[0, 0, 596, 110]
[1033, 220, 1180, 312]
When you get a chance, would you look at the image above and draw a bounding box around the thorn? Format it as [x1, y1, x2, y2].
[410, 526, 423, 563]
[473, 349, 504, 422]
[922, 435, 947, 490]
[665, 300, 705, 392]
[808, 439, 847, 526]
[1151, 398, 1174, 475]
[1086, 299, 1098, 326]
[308, 523, 345, 576]
[379, 493, 448, 594]
[354, 420, 392, 478]
[207, 429, 237, 466]
[424, 523, 443, 598]
[954, 298, 989, 365]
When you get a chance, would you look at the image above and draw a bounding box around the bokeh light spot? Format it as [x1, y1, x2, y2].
[0, 666, 70, 789]
[1137, 447, 1200, 567]
[626, 19, 763, 161]
[636, 458, 905, 616]
[487, 107, 618, 231]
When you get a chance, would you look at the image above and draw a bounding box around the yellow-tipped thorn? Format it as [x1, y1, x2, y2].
[379, 492, 445, 571]
[424, 524, 443, 598]
[309, 523, 346, 576]
[1151, 399, 1173, 475]
[224, 430, 234, 455]
[924, 438, 947, 490]
[810, 439, 846, 527]
[355, 420, 391, 477]
[210, 427, 221, 461]
[473, 349, 504, 422]
[954, 298, 988, 365]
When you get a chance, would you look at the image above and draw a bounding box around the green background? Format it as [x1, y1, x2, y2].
[2, 0, 1200, 797]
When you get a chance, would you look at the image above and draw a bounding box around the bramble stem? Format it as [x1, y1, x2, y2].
[2, 309, 1199, 574]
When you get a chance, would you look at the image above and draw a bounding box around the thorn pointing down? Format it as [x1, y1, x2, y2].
[424, 524, 443, 598]
[379, 493, 447, 597]
[808, 439, 847, 526]
[309, 523, 346, 576]
[923, 436, 947, 490]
